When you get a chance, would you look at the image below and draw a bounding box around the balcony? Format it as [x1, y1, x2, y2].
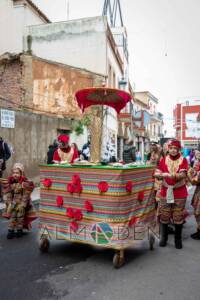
[118, 113, 131, 125]
[150, 112, 163, 122]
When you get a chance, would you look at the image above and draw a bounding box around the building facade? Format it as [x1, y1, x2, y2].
[27, 16, 131, 160]
[134, 91, 163, 142]
[174, 101, 200, 148]
[0, 53, 103, 179]
[0, 0, 50, 55]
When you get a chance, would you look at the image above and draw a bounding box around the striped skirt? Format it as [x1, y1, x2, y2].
[159, 197, 187, 225]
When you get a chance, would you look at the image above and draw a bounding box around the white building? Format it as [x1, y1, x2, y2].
[0, 0, 50, 55]
[27, 16, 130, 160]
[134, 91, 164, 153]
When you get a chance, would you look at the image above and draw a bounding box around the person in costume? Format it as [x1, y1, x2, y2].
[187, 150, 200, 240]
[148, 142, 163, 212]
[1, 163, 37, 239]
[154, 139, 188, 249]
[146, 141, 162, 165]
[53, 135, 79, 163]
[47, 139, 58, 164]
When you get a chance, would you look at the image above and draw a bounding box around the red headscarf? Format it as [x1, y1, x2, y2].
[58, 134, 69, 144]
[168, 139, 181, 150]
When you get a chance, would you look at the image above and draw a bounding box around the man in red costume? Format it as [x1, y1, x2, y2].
[154, 139, 188, 249]
[53, 135, 79, 164]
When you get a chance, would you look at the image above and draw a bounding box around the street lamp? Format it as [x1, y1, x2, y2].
[118, 77, 127, 91]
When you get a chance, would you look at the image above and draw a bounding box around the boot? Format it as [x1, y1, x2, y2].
[16, 229, 23, 238]
[175, 224, 183, 249]
[159, 223, 168, 247]
[191, 229, 200, 240]
[168, 224, 175, 234]
[7, 230, 15, 239]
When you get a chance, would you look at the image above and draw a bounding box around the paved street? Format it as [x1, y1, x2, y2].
[0, 190, 200, 300]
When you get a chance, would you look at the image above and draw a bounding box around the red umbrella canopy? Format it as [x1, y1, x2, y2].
[75, 87, 132, 114]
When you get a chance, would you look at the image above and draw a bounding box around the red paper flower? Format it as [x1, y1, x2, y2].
[56, 196, 63, 207]
[66, 207, 74, 218]
[70, 221, 78, 232]
[84, 200, 93, 212]
[138, 191, 144, 202]
[98, 181, 109, 193]
[72, 174, 81, 185]
[74, 184, 83, 194]
[73, 209, 83, 221]
[42, 178, 52, 188]
[67, 183, 75, 193]
[128, 216, 138, 227]
[126, 181, 133, 193]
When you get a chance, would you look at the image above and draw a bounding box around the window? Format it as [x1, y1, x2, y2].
[57, 129, 71, 136]
[154, 125, 156, 136]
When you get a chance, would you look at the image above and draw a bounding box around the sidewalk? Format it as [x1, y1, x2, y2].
[0, 187, 40, 213]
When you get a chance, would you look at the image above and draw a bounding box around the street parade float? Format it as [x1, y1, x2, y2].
[39, 87, 156, 268]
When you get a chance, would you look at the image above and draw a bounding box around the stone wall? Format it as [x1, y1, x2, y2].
[1, 110, 72, 182]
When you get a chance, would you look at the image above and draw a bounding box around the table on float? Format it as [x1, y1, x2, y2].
[39, 164, 156, 268]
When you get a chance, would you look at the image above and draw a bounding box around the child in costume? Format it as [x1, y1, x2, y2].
[188, 150, 200, 240]
[1, 163, 37, 239]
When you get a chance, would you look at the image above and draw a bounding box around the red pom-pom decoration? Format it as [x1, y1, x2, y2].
[138, 191, 144, 202]
[42, 178, 52, 188]
[70, 221, 78, 232]
[66, 207, 74, 218]
[98, 181, 109, 193]
[73, 209, 83, 221]
[128, 216, 138, 227]
[67, 183, 75, 194]
[126, 181, 133, 193]
[72, 174, 81, 185]
[56, 196, 63, 207]
[84, 200, 93, 212]
[74, 184, 83, 194]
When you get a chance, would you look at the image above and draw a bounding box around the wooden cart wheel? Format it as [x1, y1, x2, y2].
[149, 234, 155, 250]
[39, 238, 50, 253]
[113, 250, 125, 268]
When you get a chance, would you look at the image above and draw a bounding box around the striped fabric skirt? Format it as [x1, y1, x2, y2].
[158, 197, 187, 225]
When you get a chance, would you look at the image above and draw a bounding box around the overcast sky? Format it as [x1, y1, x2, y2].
[33, 0, 200, 136]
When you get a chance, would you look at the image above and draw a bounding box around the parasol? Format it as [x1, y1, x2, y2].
[75, 87, 132, 114]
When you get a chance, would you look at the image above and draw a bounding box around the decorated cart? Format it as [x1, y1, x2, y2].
[39, 87, 156, 268]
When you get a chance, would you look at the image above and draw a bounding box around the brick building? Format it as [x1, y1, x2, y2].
[0, 53, 103, 179]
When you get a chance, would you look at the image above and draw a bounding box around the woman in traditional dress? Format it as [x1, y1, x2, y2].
[154, 139, 188, 249]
